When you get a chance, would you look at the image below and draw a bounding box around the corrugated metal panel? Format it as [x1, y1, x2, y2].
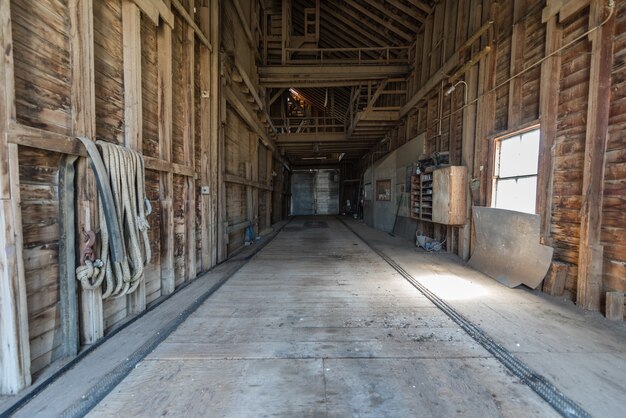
[291, 169, 340, 215]
[291, 171, 315, 215]
[315, 169, 340, 215]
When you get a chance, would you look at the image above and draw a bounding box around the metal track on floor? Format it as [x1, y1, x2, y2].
[337, 217, 590, 418]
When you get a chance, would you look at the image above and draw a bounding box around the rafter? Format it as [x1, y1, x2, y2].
[344, 0, 414, 42]
[406, 0, 433, 15]
[363, 0, 421, 33]
[322, 2, 396, 47]
[386, 0, 427, 23]
[319, 6, 390, 52]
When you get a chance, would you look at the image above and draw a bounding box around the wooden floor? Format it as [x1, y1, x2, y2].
[87, 217, 563, 417]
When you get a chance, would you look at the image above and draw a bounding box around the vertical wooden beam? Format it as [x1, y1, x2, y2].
[250, 133, 259, 237]
[474, 1, 497, 207]
[69, 0, 103, 345]
[314, 0, 320, 42]
[420, 17, 433, 86]
[458, 0, 482, 261]
[245, 161, 252, 233]
[265, 151, 272, 229]
[577, 0, 616, 311]
[537, 15, 562, 243]
[158, 16, 174, 294]
[69, 0, 96, 355]
[215, 2, 227, 262]
[183, 6, 196, 281]
[0, 0, 31, 394]
[123, 1, 142, 151]
[281, 0, 291, 64]
[210, 0, 220, 266]
[199, 4, 212, 271]
[122, 0, 145, 314]
[219, 83, 227, 259]
[508, 0, 526, 128]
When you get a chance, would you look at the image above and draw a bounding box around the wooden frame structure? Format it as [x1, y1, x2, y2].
[2, 0, 626, 397]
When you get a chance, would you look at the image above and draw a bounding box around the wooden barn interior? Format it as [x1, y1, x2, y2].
[1, 0, 625, 416]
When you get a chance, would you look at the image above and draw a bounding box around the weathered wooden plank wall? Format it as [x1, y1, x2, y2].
[12, 0, 70, 376]
[552, 9, 591, 299]
[221, 0, 279, 257]
[0, 0, 286, 392]
[360, 0, 625, 318]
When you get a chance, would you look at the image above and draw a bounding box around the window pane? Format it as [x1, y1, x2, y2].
[498, 131, 540, 178]
[494, 176, 537, 214]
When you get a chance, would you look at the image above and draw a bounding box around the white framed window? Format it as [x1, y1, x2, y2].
[491, 129, 540, 214]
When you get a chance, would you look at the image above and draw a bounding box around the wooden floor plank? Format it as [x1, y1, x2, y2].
[87, 217, 557, 417]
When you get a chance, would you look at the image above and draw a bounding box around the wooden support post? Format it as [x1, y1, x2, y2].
[69, 0, 103, 345]
[474, 2, 497, 208]
[215, 6, 227, 262]
[250, 133, 259, 237]
[537, 14, 562, 243]
[281, 0, 292, 65]
[266, 151, 272, 229]
[458, 0, 482, 261]
[69, 0, 96, 354]
[158, 18, 174, 294]
[199, 5, 212, 271]
[219, 85, 228, 259]
[605, 292, 624, 321]
[245, 162, 253, 237]
[210, 1, 220, 266]
[0, 0, 31, 394]
[577, 1, 616, 311]
[508, 0, 526, 128]
[183, 6, 196, 281]
[122, 0, 146, 314]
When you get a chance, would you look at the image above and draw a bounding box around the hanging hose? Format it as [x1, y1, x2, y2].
[75, 141, 151, 299]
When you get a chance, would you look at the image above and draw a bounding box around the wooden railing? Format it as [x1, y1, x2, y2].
[283, 46, 412, 65]
[272, 116, 345, 134]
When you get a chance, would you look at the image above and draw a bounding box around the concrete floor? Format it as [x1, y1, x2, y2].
[81, 216, 626, 417]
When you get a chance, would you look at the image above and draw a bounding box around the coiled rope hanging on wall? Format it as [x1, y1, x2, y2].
[75, 141, 152, 299]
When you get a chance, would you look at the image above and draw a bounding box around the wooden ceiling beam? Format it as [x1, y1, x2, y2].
[318, 12, 387, 55]
[323, 2, 396, 46]
[277, 132, 348, 142]
[320, 3, 392, 49]
[259, 65, 411, 88]
[363, 0, 421, 33]
[386, 0, 427, 23]
[344, 0, 414, 42]
[406, 0, 433, 15]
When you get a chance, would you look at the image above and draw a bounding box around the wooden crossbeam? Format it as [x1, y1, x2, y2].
[345, 0, 413, 42]
[232, 0, 255, 49]
[259, 65, 411, 87]
[406, 0, 432, 15]
[363, 0, 421, 33]
[400, 53, 458, 117]
[131, 0, 174, 27]
[386, 0, 426, 23]
[323, 1, 395, 46]
[348, 80, 388, 137]
[171, 0, 212, 51]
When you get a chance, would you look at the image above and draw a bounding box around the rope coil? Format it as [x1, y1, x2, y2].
[75, 141, 152, 299]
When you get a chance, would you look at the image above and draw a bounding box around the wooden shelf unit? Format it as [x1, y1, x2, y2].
[410, 166, 467, 225]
